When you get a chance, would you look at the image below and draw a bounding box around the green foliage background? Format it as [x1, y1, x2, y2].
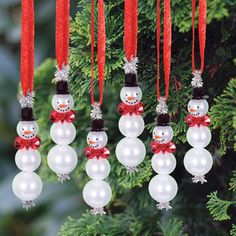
[0, 0, 235, 236]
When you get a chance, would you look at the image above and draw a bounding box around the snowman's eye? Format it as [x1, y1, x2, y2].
[22, 128, 24, 131]
[96, 138, 99, 141]
[67, 100, 70, 103]
[32, 127, 35, 130]
[197, 106, 199, 108]
[136, 93, 138, 95]
[162, 132, 164, 135]
[126, 94, 128, 96]
[57, 102, 59, 104]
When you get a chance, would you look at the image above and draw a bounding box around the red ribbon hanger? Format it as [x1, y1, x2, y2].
[124, 0, 138, 61]
[192, 0, 207, 74]
[20, 0, 34, 96]
[156, 0, 172, 101]
[90, 0, 106, 106]
[56, 0, 70, 69]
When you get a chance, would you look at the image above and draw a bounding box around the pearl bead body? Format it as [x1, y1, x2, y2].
[17, 121, 38, 140]
[87, 131, 108, 149]
[188, 99, 209, 117]
[152, 126, 173, 144]
[52, 94, 74, 113]
[120, 87, 142, 105]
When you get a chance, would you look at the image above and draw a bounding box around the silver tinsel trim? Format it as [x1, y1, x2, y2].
[124, 57, 138, 74]
[126, 166, 139, 174]
[157, 202, 172, 211]
[57, 174, 70, 183]
[192, 175, 207, 184]
[191, 70, 203, 88]
[156, 97, 168, 114]
[90, 207, 106, 215]
[54, 64, 69, 82]
[19, 91, 35, 108]
[90, 102, 102, 120]
[22, 200, 35, 211]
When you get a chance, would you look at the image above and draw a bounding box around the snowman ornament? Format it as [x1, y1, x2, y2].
[47, 72, 78, 183]
[13, 104, 43, 210]
[83, 111, 112, 215]
[149, 112, 178, 210]
[116, 68, 146, 173]
[184, 72, 213, 184]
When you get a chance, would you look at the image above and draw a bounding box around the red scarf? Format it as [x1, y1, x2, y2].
[118, 102, 144, 116]
[50, 110, 75, 123]
[14, 136, 41, 150]
[84, 147, 110, 159]
[185, 115, 210, 127]
[150, 141, 176, 154]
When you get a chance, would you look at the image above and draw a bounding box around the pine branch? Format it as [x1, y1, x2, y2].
[230, 224, 236, 236]
[229, 170, 236, 192]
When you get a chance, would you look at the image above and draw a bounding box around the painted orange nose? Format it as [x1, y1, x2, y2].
[154, 135, 161, 139]
[59, 104, 67, 108]
[24, 130, 32, 135]
[190, 108, 197, 113]
[88, 140, 96, 144]
[127, 96, 135, 101]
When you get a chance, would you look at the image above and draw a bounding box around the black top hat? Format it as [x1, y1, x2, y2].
[124, 73, 138, 87]
[21, 107, 35, 121]
[90, 119, 107, 131]
[157, 113, 171, 126]
[56, 81, 70, 94]
[192, 87, 207, 100]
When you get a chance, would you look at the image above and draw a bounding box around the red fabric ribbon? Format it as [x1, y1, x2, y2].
[84, 147, 110, 159]
[90, 0, 106, 105]
[56, 0, 70, 69]
[20, 0, 34, 95]
[150, 141, 176, 154]
[14, 136, 41, 150]
[185, 115, 210, 127]
[192, 0, 207, 74]
[118, 102, 144, 116]
[124, 0, 138, 61]
[156, 0, 171, 100]
[50, 110, 75, 123]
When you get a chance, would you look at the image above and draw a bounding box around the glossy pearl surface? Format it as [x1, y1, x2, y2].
[120, 87, 142, 105]
[188, 99, 209, 117]
[17, 121, 38, 140]
[87, 131, 108, 149]
[152, 126, 173, 144]
[52, 94, 74, 113]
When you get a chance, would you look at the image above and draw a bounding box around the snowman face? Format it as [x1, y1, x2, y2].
[87, 131, 108, 149]
[52, 94, 74, 113]
[120, 87, 142, 105]
[152, 126, 173, 144]
[188, 99, 208, 117]
[17, 121, 38, 140]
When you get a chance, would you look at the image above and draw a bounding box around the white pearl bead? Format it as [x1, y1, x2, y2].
[12, 172, 43, 201]
[187, 126, 211, 148]
[188, 99, 209, 117]
[86, 158, 110, 180]
[152, 126, 173, 144]
[119, 115, 144, 137]
[87, 131, 108, 149]
[15, 148, 41, 172]
[50, 122, 76, 145]
[52, 94, 74, 113]
[17, 121, 38, 139]
[83, 180, 112, 209]
[116, 137, 146, 167]
[184, 147, 213, 177]
[148, 175, 178, 203]
[120, 87, 142, 105]
[151, 153, 176, 174]
[47, 145, 78, 175]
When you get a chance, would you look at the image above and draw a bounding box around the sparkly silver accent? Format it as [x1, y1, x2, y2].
[57, 174, 70, 183]
[124, 57, 138, 74]
[22, 200, 35, 210]
[157, 202, 172, 211]
[90, 102, 103, 120]
[191, 70, 203, 88]
[90, 207, 106, 215]
[156, 97, 168, 114]
[54, 64, 69, 82]
[192, 175, 207, 184]
[19, 91, 35, 108]
[126, 166, 139, 174]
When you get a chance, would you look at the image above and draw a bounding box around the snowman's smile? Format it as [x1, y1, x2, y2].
[125, 98, 139, 105]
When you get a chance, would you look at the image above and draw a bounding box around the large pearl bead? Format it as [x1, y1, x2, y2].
[83, 180, 112, 208]
[118, 115, 144, 138]
[12, 172, 43, 201]
[115, 137, 146, 167]
[151, 153, 176, 174]
[50, 122, 76, 145]
[148, 175, 178, 203]
[86, 158, 110, 180]
[184, 147, 213, 177]
[187, 126, 211, 148]
[47, 145, 78, 175]
[15, 149, 41, 172]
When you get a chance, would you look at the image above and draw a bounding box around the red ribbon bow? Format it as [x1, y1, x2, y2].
[84, 147, 110, 159]
[118, 102, 144, 116]
[50, 110, 76, 123]
[150, 141, 176, 154]
[14, 136, 41, 150]
[185, 115, 210, 127]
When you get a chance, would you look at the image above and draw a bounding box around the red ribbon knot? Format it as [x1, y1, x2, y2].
[14, 136, 41, 150]
[50, 110, 76, 123]
[84, 147, 110, 159]
[185, 115, 210, 127]
[118, 102, 144, 116]
[150, 141, 176, 154]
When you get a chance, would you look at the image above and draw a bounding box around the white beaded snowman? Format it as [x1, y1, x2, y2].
[83, 117, 112, 215]
[47, 79, 77, 183]
[13, 106, 43, 210]
[149, 113, 178, 210]
[184, 85, 213, 184]
[116, 72, 146, 173]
